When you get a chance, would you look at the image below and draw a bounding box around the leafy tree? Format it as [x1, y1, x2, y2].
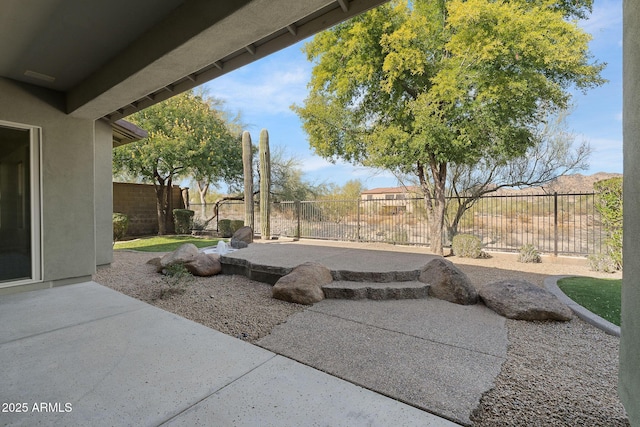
[294, 0, 604, 255]
[441, 109, 591, 239]
[113, 91, 242, 234]
[319, 179, 365, 221]
[190, 96, 245, 206]
[253, 145, 326, 202]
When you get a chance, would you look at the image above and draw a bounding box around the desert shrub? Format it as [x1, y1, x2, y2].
[386, 228, 409, 244]
[191, 218, 207, 231]
[218, 219, 232, 237]
[173, 209, 194, 234]
[230, 220, 245, 234]
[451, 234, 483, 258]
[112, 213, 129, 244]
[160, 263, 193, 298]
[588, 253, 619, 273]
[518, 244, 541, 263]
[594, 177, 623, 270]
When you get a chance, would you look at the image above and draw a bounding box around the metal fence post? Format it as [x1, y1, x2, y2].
[295, 200, 301, 241]
[554, 192, 558, 257]
[357, 198, 361, 241]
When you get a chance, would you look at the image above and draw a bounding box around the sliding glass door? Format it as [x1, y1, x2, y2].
[0, 121, 40, 284]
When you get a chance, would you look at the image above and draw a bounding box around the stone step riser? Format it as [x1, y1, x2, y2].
[331, 270, 422, 283]
[322, 281, 430, 300]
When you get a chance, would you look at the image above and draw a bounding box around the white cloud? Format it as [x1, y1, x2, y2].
[579, 0, 622, 35]
[203, 47, 312, 117]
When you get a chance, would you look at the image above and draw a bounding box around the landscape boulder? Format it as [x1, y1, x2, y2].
[184, 253, 222, 276]
[272, 262, 333, 305]
[146, 257, 163, 273]
[419, 258, 478, 305]
[160, 243, 199, 268]
[479, 279, 572, 321]
[231, 226, 253, 249]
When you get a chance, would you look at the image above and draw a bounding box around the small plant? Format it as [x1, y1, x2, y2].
[588, 253, 619, 273]
[173, 209, 194, 234]
[451, 234, 483, 258]
[112, 213, 129, 245]
[160, 263, 193, 298]
[518, 244, 541, 263]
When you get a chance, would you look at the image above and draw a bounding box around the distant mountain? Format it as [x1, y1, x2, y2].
[495, 172, 622, 195]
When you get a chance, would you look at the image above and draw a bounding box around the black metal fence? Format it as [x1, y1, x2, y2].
[191, 192, 605, 256]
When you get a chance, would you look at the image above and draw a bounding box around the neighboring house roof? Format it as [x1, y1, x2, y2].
[112, 119, 148, 147]
[361, 186, 420, 195]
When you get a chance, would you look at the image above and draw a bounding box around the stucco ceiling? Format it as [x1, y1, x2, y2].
[0, 0, 389, 120]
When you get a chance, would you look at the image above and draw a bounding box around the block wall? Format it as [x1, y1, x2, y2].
[113, 182, 184, 236]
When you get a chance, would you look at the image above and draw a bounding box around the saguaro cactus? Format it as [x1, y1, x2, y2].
[259, 129, 271, 239]
[241, 131, 254, 230]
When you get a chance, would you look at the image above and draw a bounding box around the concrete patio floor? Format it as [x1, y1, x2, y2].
[0, 282, 458, 427]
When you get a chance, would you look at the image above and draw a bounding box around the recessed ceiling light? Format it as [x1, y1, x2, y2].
[24, 70, 56, 83]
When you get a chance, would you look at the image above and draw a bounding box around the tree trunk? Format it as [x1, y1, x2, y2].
[165, 176, 173, 233]
[418, 160, 447, 256]
[429, 194, 446, 256]
[154, 180, 166, 235]
[197, 180, 208, 219]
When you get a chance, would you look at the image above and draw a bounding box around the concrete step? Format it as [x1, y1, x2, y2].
[322, 281, 430, 300]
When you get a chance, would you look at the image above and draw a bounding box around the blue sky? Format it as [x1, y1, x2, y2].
[202, 0, 622, 191]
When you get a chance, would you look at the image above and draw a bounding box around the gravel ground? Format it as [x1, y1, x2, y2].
[93, 250, 306, 342]
[93, 248, 628, 426]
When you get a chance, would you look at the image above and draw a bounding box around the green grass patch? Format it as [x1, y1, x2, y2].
[557, 277, 622, 326]
[114, 236, 221, 252]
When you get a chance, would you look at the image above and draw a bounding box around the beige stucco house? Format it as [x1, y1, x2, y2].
[0, 1, 637, 423]
[361, 186, 421, 214]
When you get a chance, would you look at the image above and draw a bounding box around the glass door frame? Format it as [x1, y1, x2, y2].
[0, 120, 42, 286]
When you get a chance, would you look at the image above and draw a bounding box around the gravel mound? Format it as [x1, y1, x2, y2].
[93, 249, 629, 426]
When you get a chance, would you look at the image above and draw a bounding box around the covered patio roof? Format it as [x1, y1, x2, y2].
[0, 0, 389, 121]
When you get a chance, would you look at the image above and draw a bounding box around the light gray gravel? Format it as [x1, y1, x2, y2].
[93, 251, 305, 343]
[94, 249, 629, 426]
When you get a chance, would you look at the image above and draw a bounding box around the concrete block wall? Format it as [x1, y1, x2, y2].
[113, 182, 184, 236]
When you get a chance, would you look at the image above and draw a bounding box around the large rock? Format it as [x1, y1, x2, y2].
[273, 262, 333, 305]
[184, 253, 222, 276]
[146, 257, 163, 273]
[419, 258, 478, 305]
[231, 226, 253, 249]
[160, 243, 198, 267]
[479, 279, 572, 321]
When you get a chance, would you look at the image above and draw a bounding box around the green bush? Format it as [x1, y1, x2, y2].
[173, 209, 194, 234]
[230, 220, 245, 234]
[451, 234, 483, 258]
[218, 219, 232, 237]
[588, 253, 619, 273]
[112, 213, 129, 243]
[594, 177, 623, 270]
[518, 244, 541, 263]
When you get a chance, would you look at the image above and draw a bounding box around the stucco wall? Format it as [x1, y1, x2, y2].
[113, 182, 184, 236]
[0, 78, 96, 286]
[620, 1, 639, 423]
[95, 120, 113, 266]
